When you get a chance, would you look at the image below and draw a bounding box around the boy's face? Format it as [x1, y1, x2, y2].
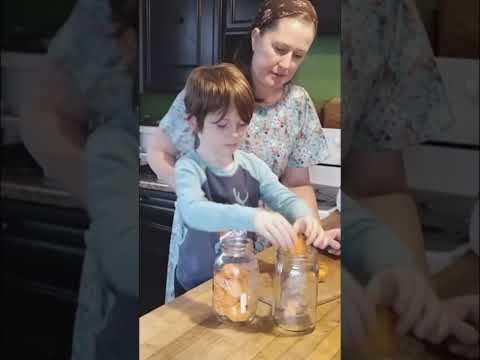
[193, 104, 249, 157]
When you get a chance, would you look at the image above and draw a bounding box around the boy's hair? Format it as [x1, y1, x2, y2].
[184, 63, 255, 132]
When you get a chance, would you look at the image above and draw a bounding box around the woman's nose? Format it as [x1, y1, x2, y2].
[278, 53, 292, 73]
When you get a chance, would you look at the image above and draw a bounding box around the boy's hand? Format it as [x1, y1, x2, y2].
[366, 268, 450, 344]
[293, 216, 325, 249]
[254, 209, 295, 250]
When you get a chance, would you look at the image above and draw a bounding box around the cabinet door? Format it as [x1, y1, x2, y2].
[316, 0, 341, 34]
[140, 219, 172, 315]
[140, 198, 174, 315]
[142, 0, 220, 92]
[437, 0, 479, 58]
[224, 0, 340, 34]
[224, 0, 261, 32]
[1, 200, 88, 359]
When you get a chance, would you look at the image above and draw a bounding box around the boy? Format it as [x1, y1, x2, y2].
[174, 63, 329, 296]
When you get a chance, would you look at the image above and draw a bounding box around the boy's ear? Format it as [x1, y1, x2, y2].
[186, 115, 198, 132]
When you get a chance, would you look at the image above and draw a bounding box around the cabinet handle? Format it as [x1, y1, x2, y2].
[178, 16, 185, 24]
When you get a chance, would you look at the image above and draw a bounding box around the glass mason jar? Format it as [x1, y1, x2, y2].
[273, 246, 318, 332]
[212, 231, 259, 324]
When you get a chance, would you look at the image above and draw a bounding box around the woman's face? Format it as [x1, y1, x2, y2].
[251, 17, 315, 92]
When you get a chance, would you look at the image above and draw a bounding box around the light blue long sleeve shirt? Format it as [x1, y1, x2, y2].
[175, 150, 312, 231]
[174, 149, 312, 290]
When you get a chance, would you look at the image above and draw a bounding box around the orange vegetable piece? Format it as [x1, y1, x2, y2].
[318, 262, 328, 282]
[358, 306, 400, 359]
[213, 264, 257, 322]
[290, 232, 307, 256]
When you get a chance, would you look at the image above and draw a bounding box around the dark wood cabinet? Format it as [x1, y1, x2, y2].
[437, 0, 479, 58]
[1, 199, 88, 359]
[141, 0, 221, 92]
[139, 188, 176, 315]
[223, 0, 340, 34]
[224, 0, 261, 32]
[141, 0, 339, 93]
[1, 186, 176, 355]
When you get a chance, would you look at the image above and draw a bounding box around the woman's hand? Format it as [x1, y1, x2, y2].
[294, 218, 341, 255]
[254, 209, 295, 250]
[366, 267, 450, 344]
[445, 295, 479, 359]
[342, 268, 377, 349]
[320, 228, 341, 256]
[146, 127, 178, 189]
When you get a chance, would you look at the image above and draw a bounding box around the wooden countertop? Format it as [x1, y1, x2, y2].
[140, 245, 341, 360]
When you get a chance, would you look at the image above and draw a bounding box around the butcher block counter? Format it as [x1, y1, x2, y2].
[139, 244, 341, 360]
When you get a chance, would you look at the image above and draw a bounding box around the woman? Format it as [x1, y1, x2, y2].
[147, 0, 329, 303]
[19, 0, 139, 359]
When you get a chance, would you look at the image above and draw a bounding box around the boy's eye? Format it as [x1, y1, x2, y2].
[216, 124, 227, 129]
[274, 46, 287, 54]
[239, 122, 247, 128]
[294, 53, 304, 59]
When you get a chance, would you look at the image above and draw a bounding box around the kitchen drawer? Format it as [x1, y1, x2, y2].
[1, 199, 86, 298]
[2, 231, 83, 295]
[2, 198, 89, 229]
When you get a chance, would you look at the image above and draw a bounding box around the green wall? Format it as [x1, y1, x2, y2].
[141, 35, 341, 125]
[295, 35, 340, 108]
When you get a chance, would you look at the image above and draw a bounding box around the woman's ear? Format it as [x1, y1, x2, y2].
[251, 27, 261, 52]
[186, 115, 198, 132]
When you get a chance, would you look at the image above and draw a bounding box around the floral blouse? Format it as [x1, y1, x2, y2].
[342, 0, 453, 158]
[160, 84, 328, 302]
[341, 0, 454, 279]
[160, 84, 329, 176]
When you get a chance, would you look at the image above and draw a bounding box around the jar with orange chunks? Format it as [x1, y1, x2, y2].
[273, 233, 318, 332]
[212, 231, 259, 324]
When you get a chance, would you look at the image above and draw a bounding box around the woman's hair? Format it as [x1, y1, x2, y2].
[233, 0, 318, 85]
[109, 0, 138, 37]
[184, 63, 255, 132]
